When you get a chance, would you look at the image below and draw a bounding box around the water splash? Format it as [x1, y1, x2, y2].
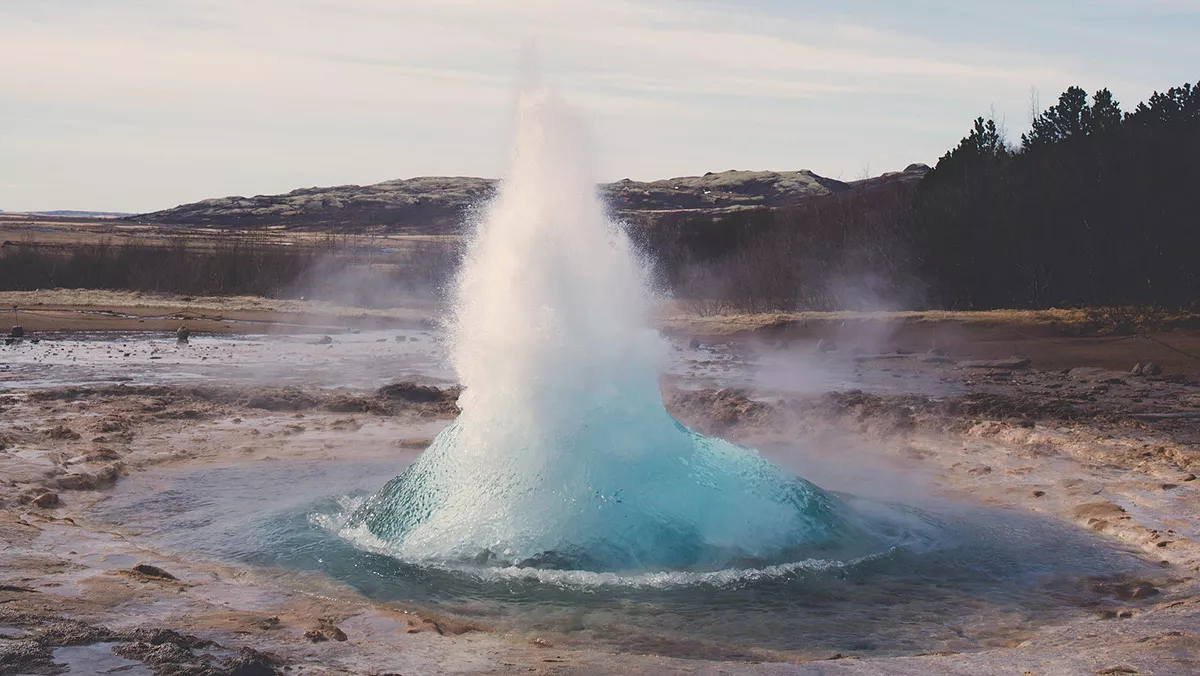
[345, 88, 875, 572]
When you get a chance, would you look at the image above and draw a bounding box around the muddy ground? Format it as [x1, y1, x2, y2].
[1, 304, 1198, 675]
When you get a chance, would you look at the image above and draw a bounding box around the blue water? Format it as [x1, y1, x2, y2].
[96, 459, 1153, 659]
[343, 417, 886, 572]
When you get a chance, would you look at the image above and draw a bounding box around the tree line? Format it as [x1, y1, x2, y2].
[632, 79, 1200, 312]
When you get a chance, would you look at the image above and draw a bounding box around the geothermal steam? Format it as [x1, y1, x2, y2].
[346, 89, 868, 572]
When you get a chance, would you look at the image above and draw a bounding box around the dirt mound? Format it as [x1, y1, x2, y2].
[376, 382, 462, 416]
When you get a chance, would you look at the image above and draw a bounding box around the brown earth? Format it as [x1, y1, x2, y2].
[1, 303, 1198, 674]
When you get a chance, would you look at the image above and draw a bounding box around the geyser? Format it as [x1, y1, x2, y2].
[345, 88, 872, 572]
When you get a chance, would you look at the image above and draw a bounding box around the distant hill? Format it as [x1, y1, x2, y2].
[127, 166, 930, 234]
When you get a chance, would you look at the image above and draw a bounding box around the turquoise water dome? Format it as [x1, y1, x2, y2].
[342, 88, 875, 573]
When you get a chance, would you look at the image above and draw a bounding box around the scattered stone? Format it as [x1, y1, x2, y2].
[30, 492, 60, 508]
[130, 563, 177, 580]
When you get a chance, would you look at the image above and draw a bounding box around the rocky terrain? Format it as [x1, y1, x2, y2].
[127, 166, 929, 234]
[2, 304, 1196, 674]
[1, 360, 1197, 674]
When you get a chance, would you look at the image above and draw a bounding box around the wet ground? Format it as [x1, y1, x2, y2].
[0, 328, 960, 397]
[1, 315, 1198, 674]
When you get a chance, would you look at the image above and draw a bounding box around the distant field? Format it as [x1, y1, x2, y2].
[0, 213, 459, 252]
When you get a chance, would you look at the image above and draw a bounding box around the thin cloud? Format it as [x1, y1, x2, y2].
[0, 0, 1190, 211]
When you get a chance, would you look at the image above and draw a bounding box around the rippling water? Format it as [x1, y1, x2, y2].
[97, 459, 1151, 659]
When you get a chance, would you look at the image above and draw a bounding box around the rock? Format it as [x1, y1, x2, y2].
[257, 617, 280, 631]
[816, 338, 838, 353]
[303, 619, 347, 642]
[688, 338, 700, 349]
[960, 357, 1031, 370]
[130, 563, 177, 580]
[1031, 490, 1045, 498]
[0, 640, 55, 674]
[0, 584, 36, 592]
[44, 425, 81, 440]
[56, 472, 97, 491]
[1131, 362, 1144, 376]
[1091, 579, 1160, 601]
[113, 641, 193, 665]
[94, 463, 123, 486]
[176, 325, 190, 342]
[221, 647, 280, 676]
[31, 492, 60, 508]
[83, 448, 121, 463]
[9, 325, 24, 338]
[317, 335, 333, 345]
[1142, 362, 1162, 376]
[376, 382, 461, 409]
[1066, 366, 1128, 381]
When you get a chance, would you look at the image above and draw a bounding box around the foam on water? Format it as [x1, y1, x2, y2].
[341, 88, 878, 572]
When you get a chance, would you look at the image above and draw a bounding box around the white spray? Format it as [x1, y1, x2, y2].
[345, 87, 869, 572]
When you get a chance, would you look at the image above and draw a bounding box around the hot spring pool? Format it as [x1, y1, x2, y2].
[94, 458, 1153, 660]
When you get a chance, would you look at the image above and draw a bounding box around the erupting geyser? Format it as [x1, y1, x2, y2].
[345, 88, 873, 572]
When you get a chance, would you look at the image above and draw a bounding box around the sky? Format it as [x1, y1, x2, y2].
[1, 0, 1197, 213]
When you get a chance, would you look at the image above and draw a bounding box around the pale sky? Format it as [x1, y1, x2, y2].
[1, 0, 1197, 213]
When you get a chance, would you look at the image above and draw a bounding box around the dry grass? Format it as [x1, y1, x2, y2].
[657, 307, 1100, 336]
